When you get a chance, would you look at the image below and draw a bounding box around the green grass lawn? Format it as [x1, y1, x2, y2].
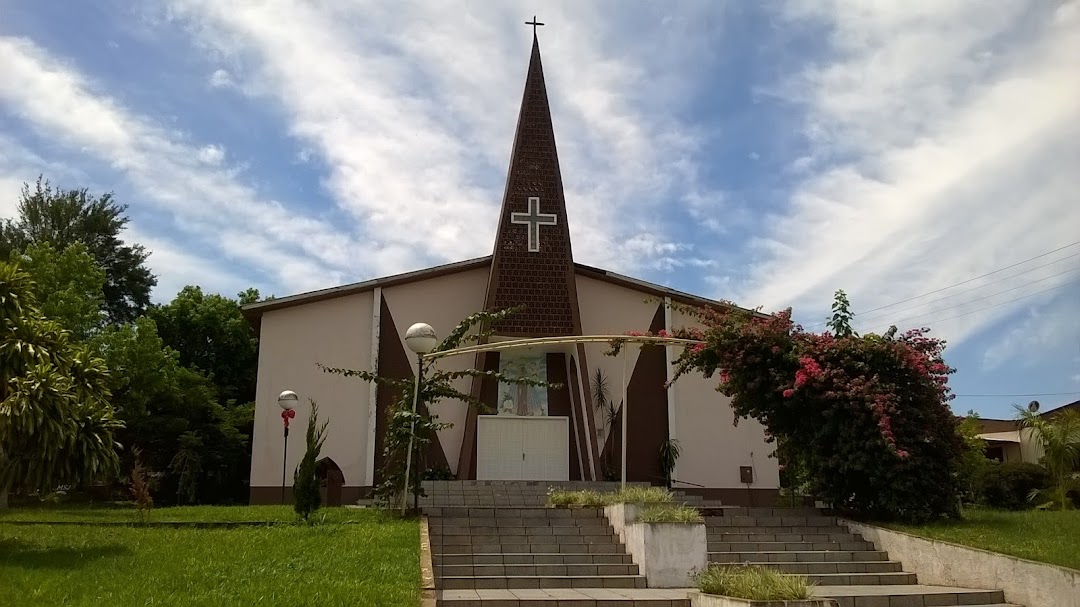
[0, 503, 372, 524]
[886, 508, 1080, 570]
[0, 508, 420, 606]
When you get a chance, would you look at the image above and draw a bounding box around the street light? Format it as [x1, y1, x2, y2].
[402, 323, 438, 515]
[278, 390, 298, 504]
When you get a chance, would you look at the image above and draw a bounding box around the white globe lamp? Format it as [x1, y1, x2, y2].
[278, 389, 299, 411]
[404, 322, 438, 354]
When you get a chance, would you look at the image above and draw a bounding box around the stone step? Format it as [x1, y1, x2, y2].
[709, 550, 889, 563]
[812, 585, 1008, 607]
[706, 525, 849, 535]
[746, 560, 904, 574]
[706, 532, 862, 543]
[705, 515, 839, 527]
[803, 572, 918, 586]
[434, 534, 619, 546]
[437, 574, 648, 590]
[436, 588, 691, 605]
[436, 563, 640, 577]
[434, 553, 635, 566]
[434, 542, 625, 555]
[706, 506, 824, 517]
[432, 526, 615, 537]
[423, 507, 603, 518]
[431, 517, 610, 528]
[706, 540, 876, 552]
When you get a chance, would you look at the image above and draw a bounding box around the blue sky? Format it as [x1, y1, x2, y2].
[1, 1, 1077, 419]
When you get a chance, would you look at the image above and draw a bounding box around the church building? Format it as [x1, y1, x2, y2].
[243, 34, 779, 505]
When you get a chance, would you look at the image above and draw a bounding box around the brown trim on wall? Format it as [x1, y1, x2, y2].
[677, 488, 781, 507]
[250, 486, 374, 505]
[573, 344, 601, 480]
[375, 298, 449, 485]
[546, 353, 581, 480]
[457, 351, 500, 480]
[624, 305, 670, 484]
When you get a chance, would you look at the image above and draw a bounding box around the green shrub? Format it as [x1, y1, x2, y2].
[546, 486, 674, 508]
[695, 565, 811, 600]
[293, 401, 328, 521]
[639, 504, 702, 523]
[977, 462, 1051, 510]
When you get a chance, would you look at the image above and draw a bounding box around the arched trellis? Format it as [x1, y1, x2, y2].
[417, 334, 704, 490]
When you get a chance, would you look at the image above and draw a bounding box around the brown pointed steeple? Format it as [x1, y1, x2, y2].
[483, 34, 581, 337]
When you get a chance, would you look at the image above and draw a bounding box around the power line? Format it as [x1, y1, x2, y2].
[862, 279, 1078, 333]
[856, 241, 1080, 316]
[855, 265, 1080, 327]
[954, 392, 1080, 398]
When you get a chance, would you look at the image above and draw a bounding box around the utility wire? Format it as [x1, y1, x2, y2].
[855, 265, 1080, 327]
[806, 246, 1080, 329]
[856, 241, 1080, 316]
[862, 279, 1078, 333]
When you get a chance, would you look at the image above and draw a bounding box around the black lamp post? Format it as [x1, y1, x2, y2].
[278, 390, 298, 504]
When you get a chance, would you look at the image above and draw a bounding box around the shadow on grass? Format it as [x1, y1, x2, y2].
[0, 538, 129, 570]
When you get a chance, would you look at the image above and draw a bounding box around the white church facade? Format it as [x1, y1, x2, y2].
[242, 36, 779, 505]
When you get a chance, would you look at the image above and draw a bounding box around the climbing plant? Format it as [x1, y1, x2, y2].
[321, 308, 551, 512]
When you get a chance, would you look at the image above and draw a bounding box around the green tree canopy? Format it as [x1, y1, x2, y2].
[0, 261, 121, 506]
[149, 286, 259, 405]
[0, 177, 156, 325]
[16, 242, 106, 340]
[92, 317, 251, 504]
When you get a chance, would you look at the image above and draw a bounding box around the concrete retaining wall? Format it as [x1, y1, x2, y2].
[605, 503, 707, 588]
[841, 519, 1080, 607]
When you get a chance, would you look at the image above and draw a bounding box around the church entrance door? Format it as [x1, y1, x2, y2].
[476, 416, 569, 481]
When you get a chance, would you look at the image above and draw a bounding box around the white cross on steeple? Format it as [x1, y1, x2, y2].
[511, 197, 558, 253]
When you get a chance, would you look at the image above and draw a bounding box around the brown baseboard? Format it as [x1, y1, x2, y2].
[249, 486, 373, 505]
[676, 487, 780, 506]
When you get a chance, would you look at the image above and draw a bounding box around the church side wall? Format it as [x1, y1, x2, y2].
[381, 267, 489, 475]
[669, 308, 780, 498]
[249, 292, 373, 502]
[575, 276, 658, 456]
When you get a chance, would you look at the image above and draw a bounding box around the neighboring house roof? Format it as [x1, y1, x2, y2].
[1042, 399, 1080, 419]
[241, 256, 747, 331]
[974, 418, 1019, 434]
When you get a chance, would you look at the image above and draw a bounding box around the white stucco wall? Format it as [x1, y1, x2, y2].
[668, 307, 780, 490]
[250, 292, 374, 488]
[382, 267, 489, 474]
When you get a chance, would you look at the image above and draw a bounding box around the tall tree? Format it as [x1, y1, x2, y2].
[93, 317, 251, 504]
[0, 177, 156, 324]
[0, 261, 122, 507]
[1017, 406, 1080, 510]
[17, 242, 106, 340]
[149, 286, 259, 405]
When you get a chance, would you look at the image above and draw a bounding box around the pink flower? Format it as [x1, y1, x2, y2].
[658, 329, 670, 338]
[782, 389, 795, 398]
[896, 450, 910, 459]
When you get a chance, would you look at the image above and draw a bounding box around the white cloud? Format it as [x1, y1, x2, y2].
[208, 68, 233, 88]
[196, 143, 225, 165]
[981, 296, 1080, 371]
[0, 35, 362, 292]
[732, 1, 1080, 353]
[162, 0, 719, 276]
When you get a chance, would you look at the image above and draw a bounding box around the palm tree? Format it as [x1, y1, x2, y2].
[1016, 405, 1080, 510]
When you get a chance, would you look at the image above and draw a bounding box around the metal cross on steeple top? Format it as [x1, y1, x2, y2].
[525, 16, 544, 36]
[511, 197, 557, 253]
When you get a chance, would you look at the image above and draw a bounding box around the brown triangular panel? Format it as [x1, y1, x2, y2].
[374, 295, 449, 484]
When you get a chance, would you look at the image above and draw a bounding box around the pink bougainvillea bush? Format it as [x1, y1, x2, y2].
[668, 296, 964, 522]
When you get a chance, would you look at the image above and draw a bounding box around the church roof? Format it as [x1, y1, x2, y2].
[241, 255, 737, 331]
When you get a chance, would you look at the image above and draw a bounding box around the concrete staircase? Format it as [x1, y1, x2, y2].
[426, 481, 690, 606]
[705, 506, 1020, 607]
